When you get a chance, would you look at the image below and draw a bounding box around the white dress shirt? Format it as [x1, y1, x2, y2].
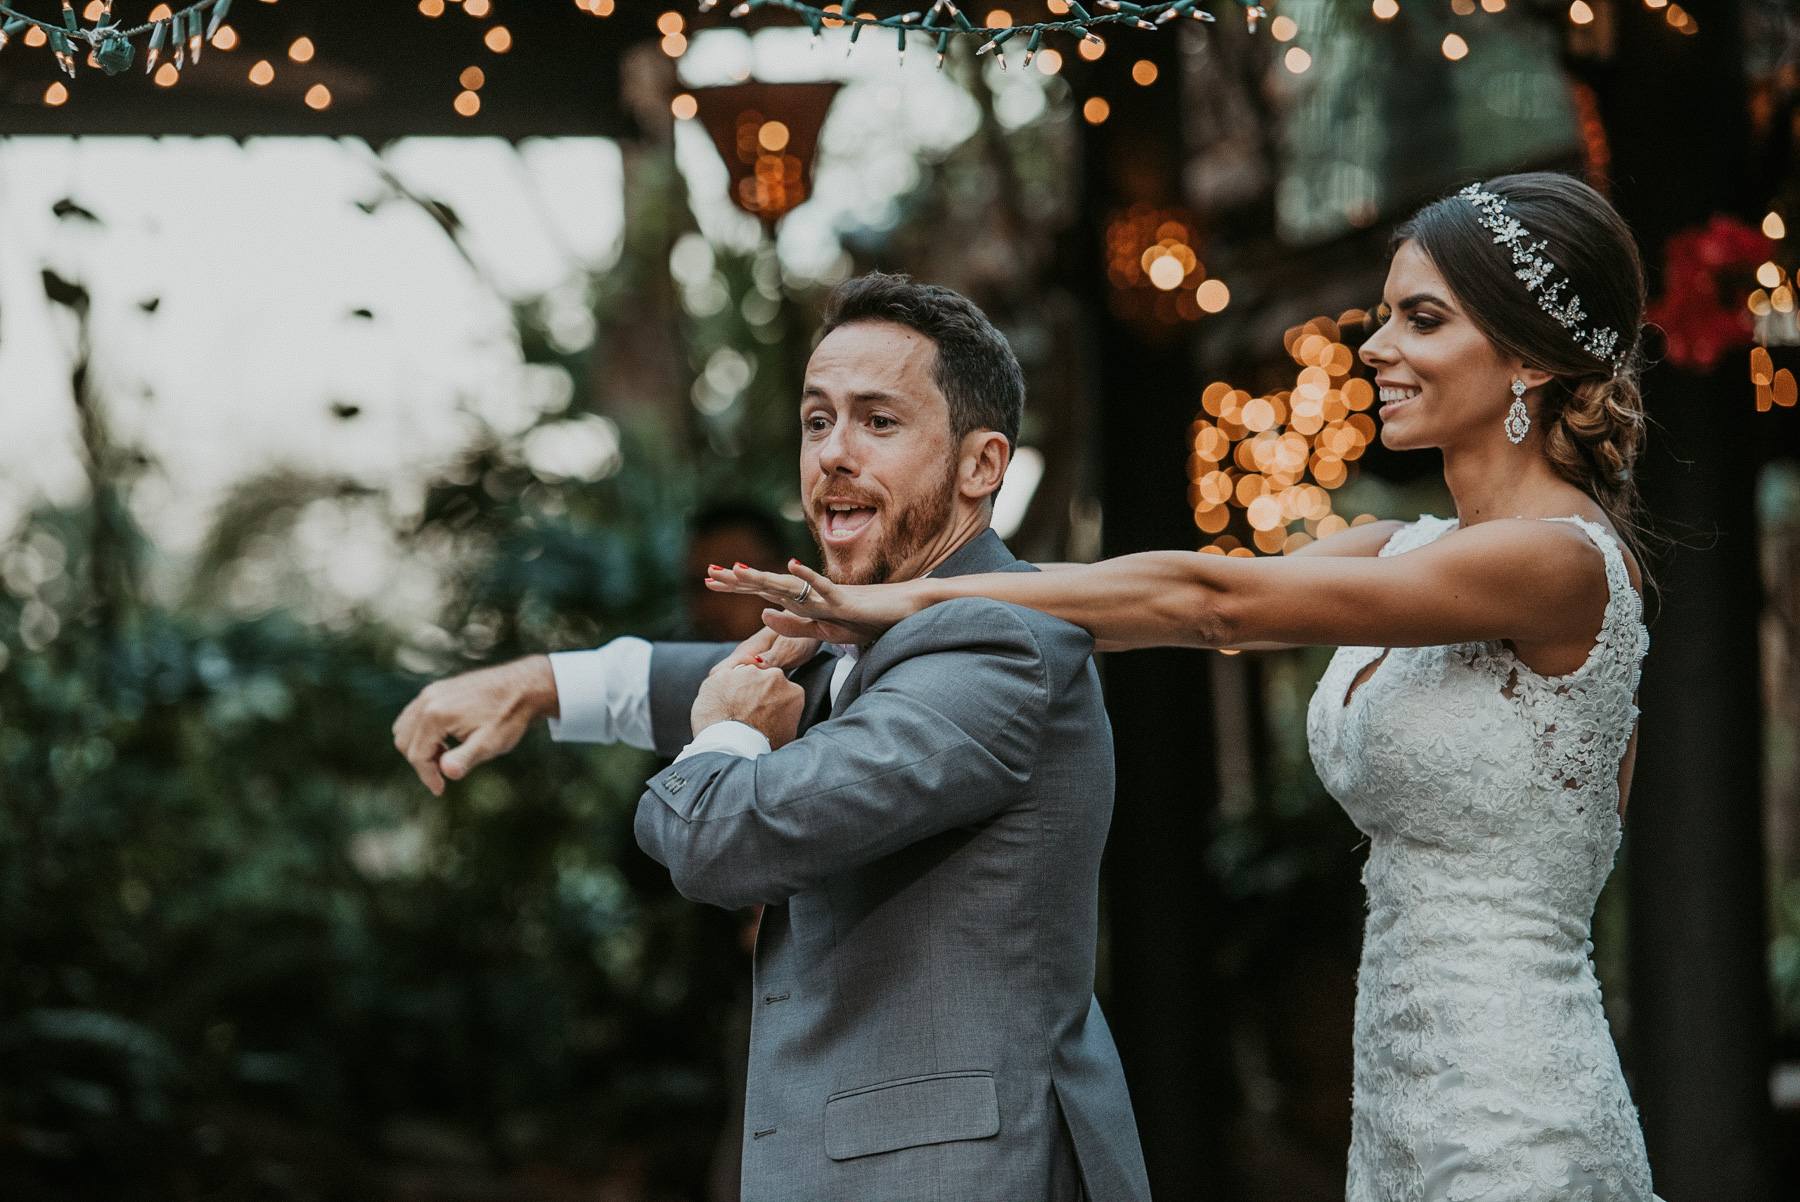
[548, 638, 858, 763]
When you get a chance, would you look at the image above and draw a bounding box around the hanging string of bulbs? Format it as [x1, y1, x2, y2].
[0, 0, 228, 79]
[697, 0, 1270, 69]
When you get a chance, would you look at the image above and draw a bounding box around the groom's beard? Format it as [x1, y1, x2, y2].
[808, 458, 958, 586]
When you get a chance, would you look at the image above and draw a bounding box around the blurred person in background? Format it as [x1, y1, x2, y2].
[685, 504, 794, 646]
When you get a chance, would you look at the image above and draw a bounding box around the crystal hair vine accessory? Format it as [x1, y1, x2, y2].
[1459, 183, 1623, 370]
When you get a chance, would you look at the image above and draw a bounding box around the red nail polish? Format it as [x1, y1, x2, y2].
[735, 562, 749, 569]
[754, 656, 764, 664]
[709, 564, 722, 571]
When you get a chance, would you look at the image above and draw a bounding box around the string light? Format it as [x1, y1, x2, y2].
[247, 56, 270, 83]
[484, 23, 510, 51]
[1441, 32, 1468, 58]
[304, 81, 330, 108]
[1283, 45, 1310, 72]
[671, 91, 698, 119]
[1083, 95, 1109, 123]
[698, 0, 1267, 71]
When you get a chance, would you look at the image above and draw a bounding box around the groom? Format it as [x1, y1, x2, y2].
[393, 274, 1149, 1202]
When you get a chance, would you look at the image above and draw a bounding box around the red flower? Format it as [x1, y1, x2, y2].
[1646, 215, 1774, 373]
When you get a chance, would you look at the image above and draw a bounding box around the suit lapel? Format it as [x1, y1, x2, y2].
[828, 529, 1024, 717]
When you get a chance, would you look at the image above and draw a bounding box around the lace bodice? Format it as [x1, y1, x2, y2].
[1306, 515, 1658, 1202]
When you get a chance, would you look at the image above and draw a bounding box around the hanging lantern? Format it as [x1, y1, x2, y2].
[689, 81, 840, 228]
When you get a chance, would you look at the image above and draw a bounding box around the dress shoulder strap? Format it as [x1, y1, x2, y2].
[1537, 515, 1650, 674]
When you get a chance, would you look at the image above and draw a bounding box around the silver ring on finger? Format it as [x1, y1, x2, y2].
[794, 581, 813, 604]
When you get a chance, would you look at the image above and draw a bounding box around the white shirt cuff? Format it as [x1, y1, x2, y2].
[546, 637, 655, 749]
[675, 720, 772, 763]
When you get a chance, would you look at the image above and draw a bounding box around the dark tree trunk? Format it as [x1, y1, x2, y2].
[1075, 24, 1238, 1199]
[1581, 0, 1776, 1194]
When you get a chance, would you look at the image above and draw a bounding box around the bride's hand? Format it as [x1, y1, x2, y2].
[705, 560, 921, 645]
[707, 625, 823, 676]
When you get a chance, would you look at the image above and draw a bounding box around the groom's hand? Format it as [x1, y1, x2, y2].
[393, 655, 559, 795]
[692, 664, 805, 749]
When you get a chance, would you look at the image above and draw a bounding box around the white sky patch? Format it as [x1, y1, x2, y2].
[0, 136, 623, 573]
[992, 446, 1044, 540]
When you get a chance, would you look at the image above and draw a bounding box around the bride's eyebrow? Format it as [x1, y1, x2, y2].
[1399, 291, 1455, 313]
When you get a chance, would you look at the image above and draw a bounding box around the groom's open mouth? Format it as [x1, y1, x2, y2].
[822, 502, 879, 544]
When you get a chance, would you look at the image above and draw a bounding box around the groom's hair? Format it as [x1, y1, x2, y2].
[820, 273, 1025, 451]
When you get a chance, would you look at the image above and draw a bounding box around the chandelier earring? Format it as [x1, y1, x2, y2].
[1505, 379, 1530, 445]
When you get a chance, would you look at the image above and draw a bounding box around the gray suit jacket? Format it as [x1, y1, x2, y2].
[635, 530, 1150, 1202]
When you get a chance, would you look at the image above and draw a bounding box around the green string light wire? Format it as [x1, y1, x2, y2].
[0, 0, 228, 78]
[697, 0, 1270, 68]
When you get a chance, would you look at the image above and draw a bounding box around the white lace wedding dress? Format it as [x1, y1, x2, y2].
[1305, 515, 1659, 1202]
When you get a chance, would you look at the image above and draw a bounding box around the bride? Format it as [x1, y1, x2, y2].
[709, 173, 1659, 1200]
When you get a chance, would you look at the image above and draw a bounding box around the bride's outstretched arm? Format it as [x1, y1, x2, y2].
[706, 516, 1616, 655]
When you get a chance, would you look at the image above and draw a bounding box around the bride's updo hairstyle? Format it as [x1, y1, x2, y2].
[1394, 172, 1648, 535]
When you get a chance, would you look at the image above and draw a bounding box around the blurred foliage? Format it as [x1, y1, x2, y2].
[1760, 461, 1800, 1045]
[0, 171, 819, 1200]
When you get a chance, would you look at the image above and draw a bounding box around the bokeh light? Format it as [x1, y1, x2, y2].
[1189, 313, 1382, 553]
